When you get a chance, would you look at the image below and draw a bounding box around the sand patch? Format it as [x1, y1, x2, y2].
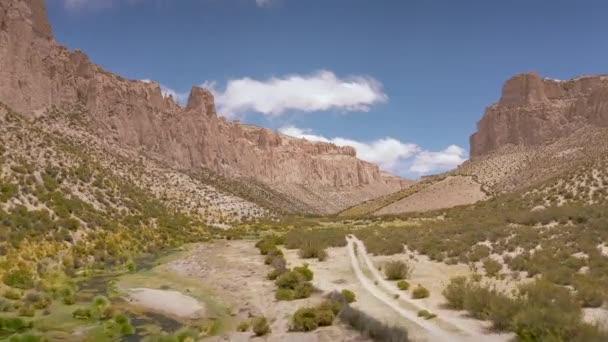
[126, 288, 206, 319]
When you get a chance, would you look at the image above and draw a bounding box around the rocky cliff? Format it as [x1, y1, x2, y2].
[470, 72, 608, 157]
[0, 0, 407, 214]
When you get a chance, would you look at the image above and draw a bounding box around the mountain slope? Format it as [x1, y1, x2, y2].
[340, 73, 608, 217]
[0, 0, 407, 215]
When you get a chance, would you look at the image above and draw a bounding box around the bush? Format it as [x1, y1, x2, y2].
[275, 271, 305, 290]
[442, 276, 467, 309]
[341, 289, 356, 303]
[237, 321, 250, 332]
[275, 288, 295, 301]
[3, 269, 35, 289]
[252, 316, 270, 336]
[290, 307, 335, 332]
[482, 258, 502, 278]
[412, 285, 429, 299]
[293, 264, 313, 281]
[417, 310, 437, 320]
[397, 280, 410, 291]
[267, 268, 285, 280]
[3, 289, 22, 300]
[384, 260, 411, 280]
[18, 305, 35, 317]
[294, 282, 314, 299]
[338, 304, 409, 341]
[0, 317, 32, 334]
[298, 243, 328, 261]
[72, 307, 92, 320]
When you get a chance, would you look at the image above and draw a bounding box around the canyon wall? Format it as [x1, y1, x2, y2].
[470, 72, 608, 157]
[0, 0, 407, 213]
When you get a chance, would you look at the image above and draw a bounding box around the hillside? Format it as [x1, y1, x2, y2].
[340, 73, 608, 217]
[0, 0, 407, 216]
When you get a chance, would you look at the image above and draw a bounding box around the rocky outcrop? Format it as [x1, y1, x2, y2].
[470, 72, 608, 157]
[0, 0, 407, 213]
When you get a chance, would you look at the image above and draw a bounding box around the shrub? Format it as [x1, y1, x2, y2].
[267, 268, 285, 280]
[294, 282, 314, 299]
[574, 277, 605, 308]
[3, 269, 35, 289]
[72, 308, 92, 320]
[384, 260, 412, 280]
[397, 280, 410, 291]
[341, 289, 356, 303]
[417, 310, 437, 320]
[293, 264, 313, 281]
[275, 288, 295, 301]
[237, 321, 250, 332]
[412, 285, 429, 299]
[3, 288, 22, 300]
[338, 305, 409, 341]
[290, 307, 335, 332]
[442, 276, 468, 310]
[252, 316, 270, 336]
[18, 305, 35, 317]
[290, 308, 319, 332]
[298, 243, 328, 261]
[318, 299, 343, 315]
[482, 258, 502, 278]
[0, 317, 32, 334]
[275, 271, 305, 290]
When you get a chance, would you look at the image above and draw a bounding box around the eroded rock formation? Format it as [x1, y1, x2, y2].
[0, 0, 408, 213]
[470, 72, 608, 157]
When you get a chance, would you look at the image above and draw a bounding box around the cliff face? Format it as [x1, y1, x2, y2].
[470, 72, 608, 157]
[0, 0, 406, 213]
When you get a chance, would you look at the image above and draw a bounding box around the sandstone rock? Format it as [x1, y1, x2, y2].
[0, 0, 407, 213]
[471, 72, 608, 157]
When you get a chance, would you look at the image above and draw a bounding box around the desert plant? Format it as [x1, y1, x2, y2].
[252, 316, 270, 336]
[417, 310, 437, 320]
[482, 258, 502, 277]
[384, 260, 412, 280]
[237, 320, 250, 332]
[412, 285, 429, 299]
[341, 289, 356, 303]
[397, 280, 410, 291]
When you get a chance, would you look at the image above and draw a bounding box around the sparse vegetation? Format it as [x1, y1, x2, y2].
[411, 285, 429, 299]
[397, 280, 410, 291]
[384, 260, 412, 280]
[252, 316, 270, 336]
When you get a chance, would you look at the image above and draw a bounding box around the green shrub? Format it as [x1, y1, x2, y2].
[482, 258, 502, 277]
[417, 310, 437, 320]
[341, 289, 356, 303]
[3, 269, 35, 289]
[252, 316, 270, 336]
[442, 276, 468, 309]
[412, 285, 429, 299]
[275, 271, 305, 290]
[384, 260, 412, 280]
[298, 243, 328, 261]
[0, 317, 32, 334]
[236, 320, 250, 332]
[18, 305, 35, 317]
[72, 307, 92, 320]
[397, 280, 410, 291]
[290, 307, 335, 332]
[267, 268, 285, 280]
[293, 264, 313, 281]
[275, 288, 295, 301]
[294, 282, 314, 299]
[4, 288, 23, 300]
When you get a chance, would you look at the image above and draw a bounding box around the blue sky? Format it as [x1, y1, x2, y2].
[46, 0, 608, 177]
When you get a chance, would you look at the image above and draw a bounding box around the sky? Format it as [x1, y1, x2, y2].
[46, 0, 608, 178]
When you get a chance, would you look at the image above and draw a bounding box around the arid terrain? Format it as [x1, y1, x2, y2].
[1, 0, 608, 342]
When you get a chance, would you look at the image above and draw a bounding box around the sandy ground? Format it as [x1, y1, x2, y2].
[126, 288, 206, 319]
[376, 176, 487, 215]
[167, 240, 367, 342]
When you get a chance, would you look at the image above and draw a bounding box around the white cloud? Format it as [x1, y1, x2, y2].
[209, 71, 387, 118]
[279, 126, 419, 172]
[409, 145, 467, 175]
[280, 126, 467, 176]
[255, 0, 273, 7]
[141, 79, 189, 104]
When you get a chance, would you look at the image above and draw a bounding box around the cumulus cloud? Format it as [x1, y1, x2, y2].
[209, 71, 387, 118]
[280, 126, 467, 176]
[409, 145, 467, 175]
[280, 126, 419, 172]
